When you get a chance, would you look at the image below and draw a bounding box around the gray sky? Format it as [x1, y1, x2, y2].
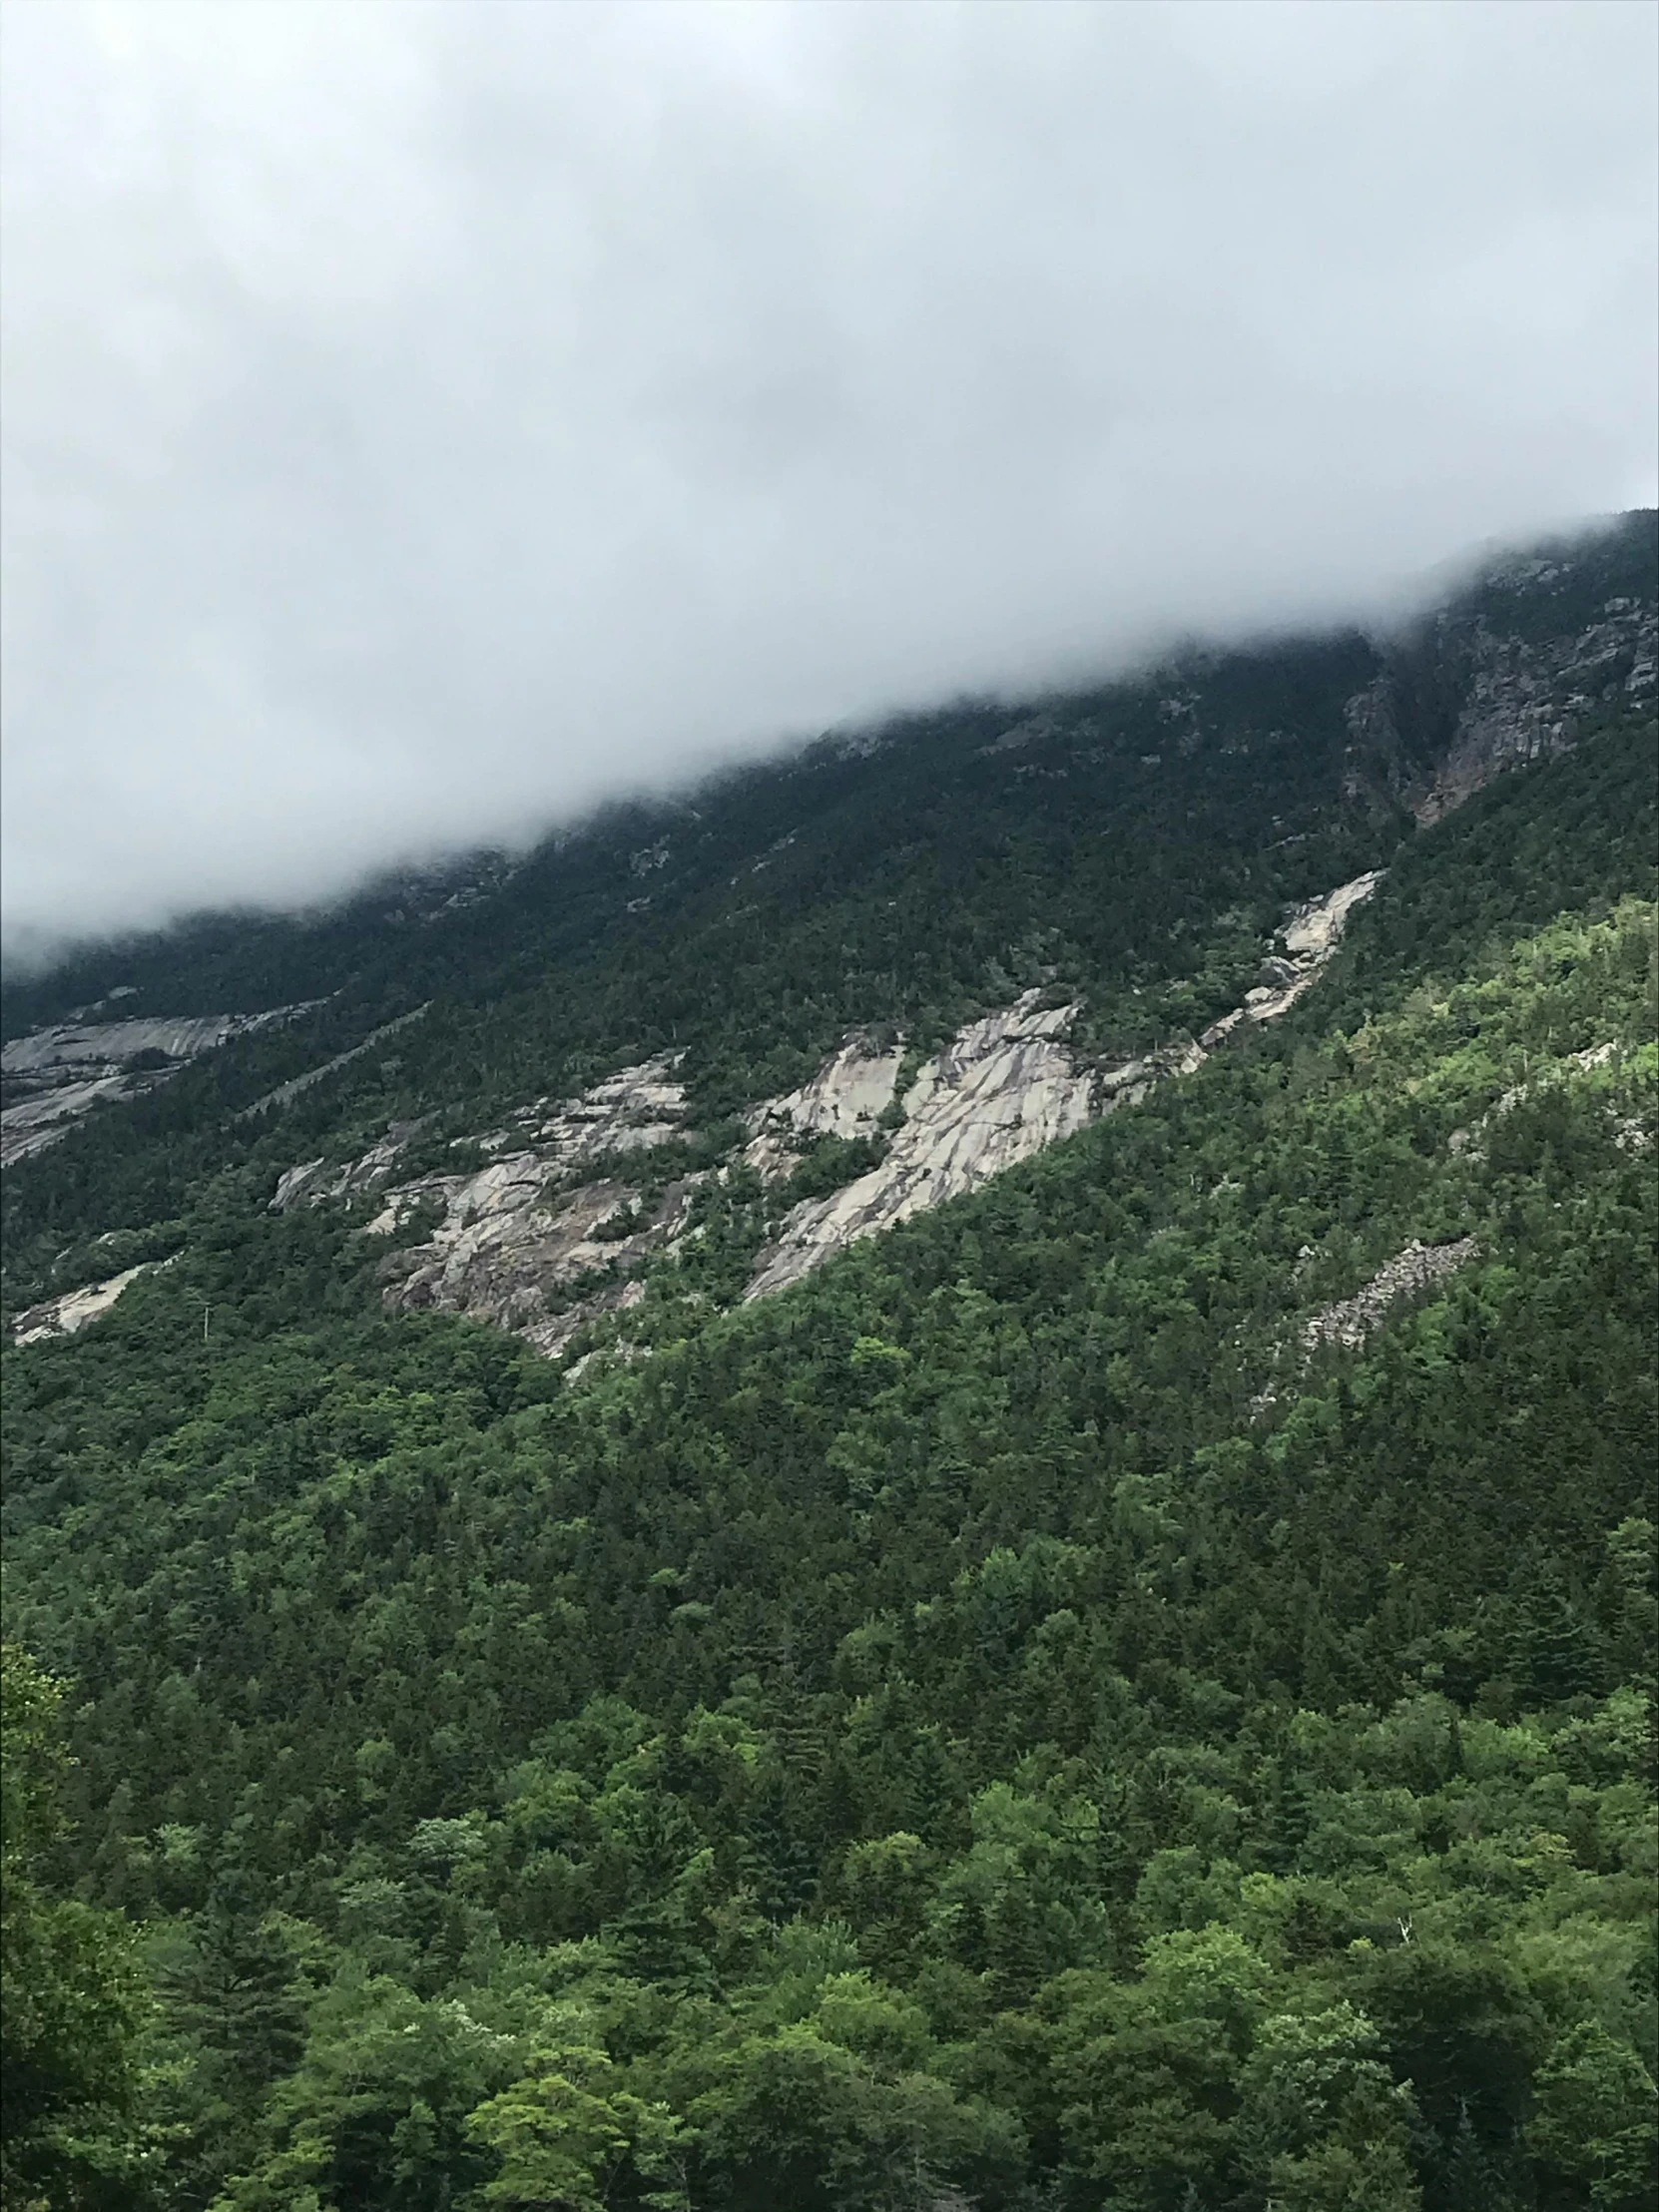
[3, 0, 1655, 954]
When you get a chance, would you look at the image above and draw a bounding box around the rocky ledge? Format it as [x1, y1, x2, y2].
[270, 871, 1381, 1356]
[1344, 589, 1657, 827]
[10, 1255, 180, 1346]
[12, 872, 1386, 1358]
[1197, 874, 1382, 1048]
[1, 1010, 308, 1167]
[745, 1002, 1200, 1299]
[271, 1055, 698, 1358]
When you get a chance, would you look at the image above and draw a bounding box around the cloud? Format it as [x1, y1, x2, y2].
[3, 0, 1655, 949]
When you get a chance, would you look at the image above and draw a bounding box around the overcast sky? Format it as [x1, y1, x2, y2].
[3, 0, 1655, 955]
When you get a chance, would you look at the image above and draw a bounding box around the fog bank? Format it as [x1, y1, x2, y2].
[3, 0, 1655, 949]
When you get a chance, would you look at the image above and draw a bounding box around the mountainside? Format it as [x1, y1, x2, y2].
[2, 513, 1656, 2212]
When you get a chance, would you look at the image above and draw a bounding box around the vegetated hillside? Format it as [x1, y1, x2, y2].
[4, 512, 1652, 1326]
[2, 516, 1656, 2212]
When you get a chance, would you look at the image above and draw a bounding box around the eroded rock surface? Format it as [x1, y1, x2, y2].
[1301, 1237, 1480, 1353]
[1248, 1235, 1481, 1413]
[743, 1038, 906, 1179]
[1345, 590, 1656, 829]
[1199, 872, 1382, 1046]
[1, 1074, 137, 1167]
[264, 875, 1384, 1355]
[2, 1011, 305, 1166]
[746, 1001, 1201, 1300]
[10, 1255, 178, 1345]
[267, 1057, 697, 1357]
[2, 1015, 255, 1075]
[272, 1056, 690, 1215]
[750, 872, 1382, 1300]
[506, 1058, 688, 1165]
[1417, 603, 1656, 825]
[272, 1124, 432, 1211]
[373, 1164, 699, 1359]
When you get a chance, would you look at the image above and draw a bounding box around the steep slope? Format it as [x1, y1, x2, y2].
[1, 514, 1655, 2212]
[4, 513, 1652, 1329]
[0, 1006, 319, 1166]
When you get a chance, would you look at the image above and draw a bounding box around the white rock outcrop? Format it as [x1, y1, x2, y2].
[0, 1075, 137, 1167]
[267, 1056, 697, 1357]
[271, 1056, 691, 1215]
[745, 1001, 1202, 1299]
[749, 871, 1382, 1300]
[1447, 1041, 1631, 1158]
[743, 1038, 907, 1179]
[512, 1058, 688, 1164]
[1300, 1236, 1480, 1354]
[2, 1009, 307, 1166]
[4, 1015, 248, 1075]
[373, 1161, 701, 1359]
[259, 872, 1385, 1357]
[1199, 872, 1382, 1046]
[1282, 872, 1385, 961]
[10, 1255, 178, 1345]
[271, 1123, 431, 1211]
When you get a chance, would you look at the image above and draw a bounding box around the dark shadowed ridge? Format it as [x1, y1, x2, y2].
[4, 508, 1651, 1043]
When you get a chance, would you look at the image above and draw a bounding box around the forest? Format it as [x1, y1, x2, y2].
[2, 518, 1655, 2211]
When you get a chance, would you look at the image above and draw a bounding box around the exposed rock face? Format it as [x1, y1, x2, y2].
[1301, 1237, 1480, 1353]
[1, 1074, 137, 1167]
[743, 1038, 906, 1179]
[750, 870, 1382, 1300]
[1248, 1235, 1481, 1412]
[271, 1056, 690, 1214]
[978, 715, 1058, 757]
[272, 1124, 432, 1211]
[1345, 589, 1657, 828]
[1283, 874, 1384, 960]
[268, 1056, 697, 1357]
[746, 998, 1199, 1299]
[10, 1255, 178, 1345]
[1415, 608, 1653, 824]
[1, 1011, 304, 1166]
[504, 1058, 687, 1165]
[1199, 872, 1382, 1047]
[373, 1164, 699, 1359]
[747, 999, 1073, 1297]
[265, 875, 1383, 1356]
[1, 1015, 256, 1075]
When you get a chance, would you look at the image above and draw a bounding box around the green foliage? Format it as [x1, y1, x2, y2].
[4, 879, 1653, 2205]
[786, 1133, 889, 1203]
[1, 526, 1655, 2204]
[2, 1645, 145, 2208]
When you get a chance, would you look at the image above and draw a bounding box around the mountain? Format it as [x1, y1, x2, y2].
[2, 513, 1655, 2212]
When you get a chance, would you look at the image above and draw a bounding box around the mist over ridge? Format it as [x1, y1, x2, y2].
[3, 1, 1655, 953]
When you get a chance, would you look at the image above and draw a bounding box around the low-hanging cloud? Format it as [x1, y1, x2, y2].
[3, 0, 1655, 952]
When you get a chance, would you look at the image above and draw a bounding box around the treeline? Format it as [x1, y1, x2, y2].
[8, 510, 1654, 1319]
[4, 875, 1654, 2207]
[2, 520, 1655, 2207]
[3, 630, 1397, 1310]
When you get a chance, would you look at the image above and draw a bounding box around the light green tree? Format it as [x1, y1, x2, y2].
[1, 1644, 145, 2210]
[1235, 2002, 1421, 2212]
[465, 2036, 691, 2211]
[1526, 2019, 1658, 2212]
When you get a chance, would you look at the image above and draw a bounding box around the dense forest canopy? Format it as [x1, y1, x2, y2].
[2, 515, 1655, 2210]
